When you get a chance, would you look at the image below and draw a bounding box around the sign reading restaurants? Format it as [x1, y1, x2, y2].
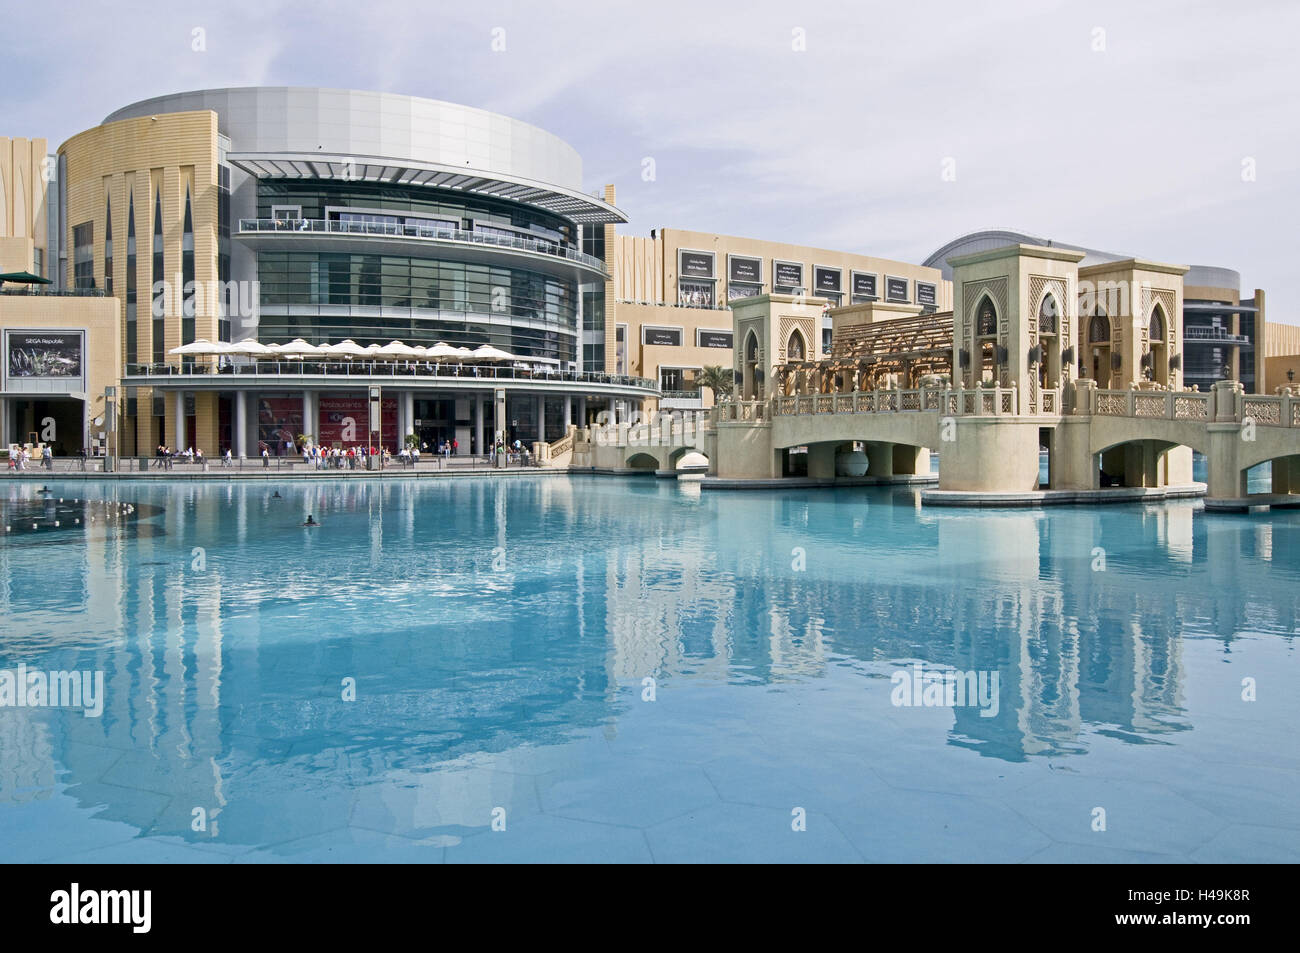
[916, 281, 937, 307]
[885, 276, 910, 302]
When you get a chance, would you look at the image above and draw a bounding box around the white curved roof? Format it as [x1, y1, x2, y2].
[101, 87, 625, 221]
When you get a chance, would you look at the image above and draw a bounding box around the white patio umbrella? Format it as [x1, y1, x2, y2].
[472, 344, 515, 362]
[278, 338, 321, 357]
[377, 340, 420, 358]
[331, 340, 369, 359]
[169, 339, 219, 355]
[225, 340, 274, 356]
[425, 342, 462, 360]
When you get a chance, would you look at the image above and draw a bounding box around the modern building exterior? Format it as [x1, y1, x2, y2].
[5, 93, 1295, 462]
[924, 229, 1269, 393]
[41, 87, 654, 457]
[608, 228, 951, 411]
[2, 135, 122, 456]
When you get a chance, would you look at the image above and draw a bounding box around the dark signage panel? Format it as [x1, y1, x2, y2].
[814, 267, 842, 293]
[697, 330, 734, 348]
[644, 327, 683, 347]
[852, 272, 877, 298]
[7, 331, 84, 379]
[728, 256, 762, 283]
[773, 260, 804, 289]
[886, 276, 909, 301]
[679, 251, 715, 279]
[917, 282, 937, 307]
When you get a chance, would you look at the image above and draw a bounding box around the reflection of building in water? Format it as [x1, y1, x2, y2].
[2, 480, 624, 845]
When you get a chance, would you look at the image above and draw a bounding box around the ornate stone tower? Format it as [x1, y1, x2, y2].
[729, 293, 828, 401]
[1076, 259, 1187, 391]
[949, 243, 1085, 414]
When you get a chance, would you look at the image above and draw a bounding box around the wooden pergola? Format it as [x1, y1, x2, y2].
[774, 311, 956, 395]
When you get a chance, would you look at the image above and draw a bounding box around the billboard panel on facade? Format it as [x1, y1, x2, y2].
[851, 271, 877, 299]
[885, 276, 910, 302]
[678, 249, 715, 279]
[814, 266, 842, 294]
[773, 260, 804, 290]
[5, 330, 84, 383]
[727, 255, 762, 284]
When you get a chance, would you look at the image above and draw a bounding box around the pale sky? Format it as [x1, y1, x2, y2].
[6, 0, 1298, 318]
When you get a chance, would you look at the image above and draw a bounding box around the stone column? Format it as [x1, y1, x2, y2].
[403, 391, 415, 445]
[578, 396, 587, 427]
[536, 395, 546, 442]
[564, 396, 573, 430]
[302, 390, 315, 446]
[607, 396, 617, 425]
[172, 390, 186, 450]
[494, 388, 506, 443]
[235, 390, 248, 458]
[473, 394, 484, 455]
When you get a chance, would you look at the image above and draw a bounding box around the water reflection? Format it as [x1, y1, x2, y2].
[0, 476, 1297, 853]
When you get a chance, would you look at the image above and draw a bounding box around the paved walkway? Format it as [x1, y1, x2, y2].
[4, 455, 553, 481]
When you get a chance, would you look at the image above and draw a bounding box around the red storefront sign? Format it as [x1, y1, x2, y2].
[317, 394, 398, 449]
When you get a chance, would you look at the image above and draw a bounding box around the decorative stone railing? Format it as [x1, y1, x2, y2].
[548, 431, 575, 457]
[766, 386, 1025, 418]
[714, 400, 768, 422]
[1086, 383, 1298, 427]
[589, 414, 713, 447]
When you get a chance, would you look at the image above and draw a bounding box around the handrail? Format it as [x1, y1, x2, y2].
[238, 218, 608, 273]
[123, 360, 659, 391]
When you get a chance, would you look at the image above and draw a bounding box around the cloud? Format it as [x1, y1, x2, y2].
[3, 0, 1296, 317]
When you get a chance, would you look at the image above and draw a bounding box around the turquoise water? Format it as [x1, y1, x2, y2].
[1, 476, 1297, 863]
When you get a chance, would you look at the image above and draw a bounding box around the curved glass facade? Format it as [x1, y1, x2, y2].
[257, 181, 576, 249]
[257, 251, 577, 360]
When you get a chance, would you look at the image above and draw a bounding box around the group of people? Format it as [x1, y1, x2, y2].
[298, 444, 392, 470]
[493, 437, 531, 466]
[5, 446, 52, 471]
[153, 445, 204, 469]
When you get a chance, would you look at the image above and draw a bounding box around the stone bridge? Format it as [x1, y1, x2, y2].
[699, 378, 1300, 507]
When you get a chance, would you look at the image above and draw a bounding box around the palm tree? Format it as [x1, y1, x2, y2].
[700, 364, 735, 400]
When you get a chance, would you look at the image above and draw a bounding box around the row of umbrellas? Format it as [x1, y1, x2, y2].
[169, 339, 519, 362]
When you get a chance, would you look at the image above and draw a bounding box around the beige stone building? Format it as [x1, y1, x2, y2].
[606, 227, 951, 413]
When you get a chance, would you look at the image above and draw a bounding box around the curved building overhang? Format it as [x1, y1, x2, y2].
[227, 152, 626, 225]
[128, 370, 658, 400]
[235, 221, 609, 282]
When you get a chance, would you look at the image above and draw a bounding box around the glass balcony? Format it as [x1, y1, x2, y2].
[238, 218, 608, 276]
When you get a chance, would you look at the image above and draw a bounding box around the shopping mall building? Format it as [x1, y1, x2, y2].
[1, 87, 1295, 459]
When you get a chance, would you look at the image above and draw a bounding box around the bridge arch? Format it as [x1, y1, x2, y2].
[668, 445, 707, 468]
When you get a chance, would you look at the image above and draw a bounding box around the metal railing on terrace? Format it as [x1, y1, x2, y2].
[1, 287, 106, 297]
[123, 359, 659, 391]
[238, 219, 608, 273]
[1183, 326, 1251, 343]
